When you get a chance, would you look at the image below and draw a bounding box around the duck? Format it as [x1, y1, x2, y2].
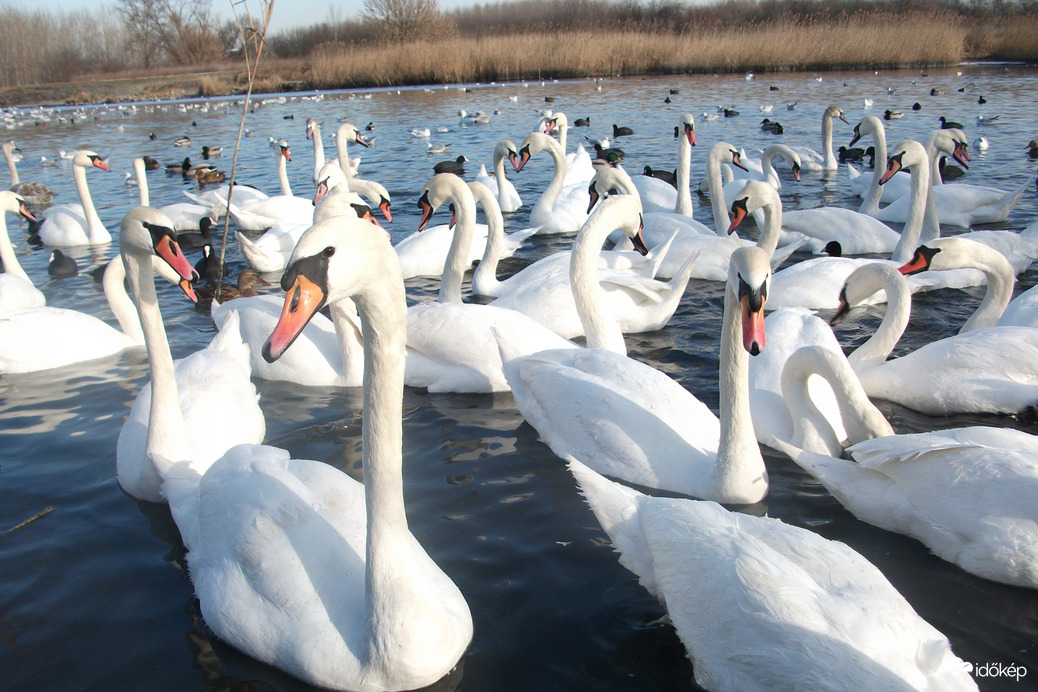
[166, 156, 192, 173]
[148, 213, 474, 691]
[3, 140, 52, 211]
[176, 216, 215, 249]
[1026, 139, 1038, 158]
[0, 191, 44, 313]
[760, 118, 784, 134]
[192, 167, 226, 186]
[173, 135, 191, 147]
[227, 139, 314, 231]
[473, 140, 523, 213]
[939, 115, 963, 129]
[611, 123, 634, 137]
[35, 150, 112, 247]
[432, 154, 467, 176]
[503, 237, 772, 502]
[837, 258, 1038, 415]
[0, 210, 195, 374]
[47, 249, 78, 278]
[193, 268, 269, 311]
[511, 132, 592, 234]
[883, 108, 903, 120]
[642, 165, 676, 187]
[200, 144, 221, 159]
[837, 145, 866, 162]
[574, 116, 591, 127]
[567, 454, 975, 692]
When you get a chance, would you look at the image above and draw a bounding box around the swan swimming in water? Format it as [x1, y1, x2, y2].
[36, 149, 112, 247]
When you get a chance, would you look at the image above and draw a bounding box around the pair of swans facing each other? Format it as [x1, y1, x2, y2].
[123, 207, 473, 691]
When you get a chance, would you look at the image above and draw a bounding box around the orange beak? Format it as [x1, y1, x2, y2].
[728, 204, 748, 235]
[741, 295, 766, 355]
[18, 202, 36, 223]
[379, 198, 392, 223]
[154, 234, 198, 282]
[178, 278, 198, 304]
[263, 274, 326, 362]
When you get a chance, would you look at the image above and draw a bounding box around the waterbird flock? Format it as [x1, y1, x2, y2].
[1, 72, 1035, 691]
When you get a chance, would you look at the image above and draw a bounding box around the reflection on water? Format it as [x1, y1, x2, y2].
[1, 65, 1037, 691]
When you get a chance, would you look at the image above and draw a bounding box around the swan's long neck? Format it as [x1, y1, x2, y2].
[104, 257, 146, 343]
[860, 123, 888, 215]
[570, 205, 627, 354]
[329, 300, 365, 385]
[960, 248, 1015, 333]
[492, 149, 511, 210]
[276, 150, 292, 196]
[311, 125, 325, 183]
[470, 184, 505, 296]
[707, 149, 731, 236]
[782, 345, 894, 456]
[760, 147, 780, 188]
[73, 163, 107, 244]
[920, 142, 943, 244]
[557, 123, 568, 155]
[756, 199, 782, 256]
[0, 212, 30, 283]
[124, 248, 190, 473]
[533, 142, 566, 223]
[847, 265, 911, 372]
[821, 110, 837, 169]
[345, 256, 410, 663]
[674, 134, 694, 217]
[439, 188, 477, 304]
[715, 281, 767, 502]
[4, 145, 19, 186]
[336, 131, 355, 182]
[889, 156, 931, 264]
[134, 158, 149, 207]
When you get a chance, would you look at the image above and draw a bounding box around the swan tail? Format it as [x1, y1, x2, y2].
[996, 182, 1028, 219]
[236, 232, 285, 273]
[645, 230, 679, 279]
[208, 309, 253, 375]
[567, 460, 663, 602]
[503, 225, 540, 253]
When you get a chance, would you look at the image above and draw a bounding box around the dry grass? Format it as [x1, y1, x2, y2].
[306, 11, 969, 89]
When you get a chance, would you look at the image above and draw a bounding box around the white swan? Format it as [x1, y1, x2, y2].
[568, 459, 976, 692]
[332, 123, 390, 221]
[403, 173, 578, 393]
[0, 191, 44, 314]
[305, 117, 334, 183]
[3, 140, 52, 210]
[474, 139, 523, 213]
[780, 104, 849, 172]
[503, 244, 770, 501]
[227, 139, 314, 231]
[466, 180, 540, 297]
[630, 113, 697, 216]
[0, 228, 194, 374]
[542, 112, 596, 186]
[727, 142, 801, 190]
[130, 156, 214, 231]
[847, 115, 908, 213]
[511, 131, 590, 234]
[778, 425, 1038, 590]
[490, 190, 693, 340]
[36, 150, 112, 247]
[839, 259, 1038, 415]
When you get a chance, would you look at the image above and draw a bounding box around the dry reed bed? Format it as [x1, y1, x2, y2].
[307, 12, 968, 89]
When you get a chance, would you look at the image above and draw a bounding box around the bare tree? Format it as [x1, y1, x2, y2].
[116, 0, 166, 68]
[363, 0, 444, 41]
[116, 0, 222, 67]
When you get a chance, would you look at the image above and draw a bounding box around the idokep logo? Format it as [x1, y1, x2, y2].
[962, 660, 1029, 682]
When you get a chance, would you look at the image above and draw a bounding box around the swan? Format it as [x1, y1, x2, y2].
[568, 456, 976, 692]
[725, 142, 801, 192]
[36, 150, 112, 247]
[0, 191, 44, 314]
[129, 156, 215, 231]
[332, 123, 390, 221]
[768, 194, 903, 256]
[466, 181, 540, 298]
[3, 140, 52, 210]
[474, 139, 523, 212]
[838, 259, 1038, 415]
[403, 173, 578, 393]
[629, 113, 697, 216]
[226, 139, 314, 231]
[502, 243, 770, 501]
[541, 112, 596, 186]
[778, 104, 848, 172]
[305, 117, 334, 183]
[0, 227, 195, 374]
[511, 131, 590, 234]
[490, 190, 693, 340]
[847, 116, 909, 212]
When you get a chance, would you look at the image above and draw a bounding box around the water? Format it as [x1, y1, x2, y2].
[2, 65, 1037, 691]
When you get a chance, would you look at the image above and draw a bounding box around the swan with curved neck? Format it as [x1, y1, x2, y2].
[788, 104, 848, 172]
[0, 191, 43, 313]
[227, 140, 314, 231]
[503, 241, 771, 502]
[543, 112, 595, 185]
[512, 131, 590, 234]
[837, 259, 1038, 415]
[475, 139, 523, 213]
[130, 157, 213, 231]
[332, 123, 390, 221]
[631, 113, 697, 217]
[37, 149, 111, 246]
[704, 141, 750, 235]
[305, 117, 329, 183]
[848, 115, 903, 214]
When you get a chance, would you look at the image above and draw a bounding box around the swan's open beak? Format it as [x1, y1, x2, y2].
[728, 198, 749, 235]
[740, 284, 766, 356]
[953, 141, 970, 168]
[264, 272, 326, 362]
[17, 202, 36, 223]
[379, 196, 392, 223]
[684, 122, 697, 146]
[177, 278, 198, 304]
[417, 191, 434, 231]
[512, 146, 531, 173]
[879, 153, 903, 185]
[897, 245, 940, 275]
[586, 182, 601, 214]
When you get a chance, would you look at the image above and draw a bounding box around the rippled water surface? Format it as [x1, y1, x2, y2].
[1, 65, 1037, 691]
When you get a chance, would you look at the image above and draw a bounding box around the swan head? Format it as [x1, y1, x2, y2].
[848, 115, 883, 148]
[728, 246, 770, 356]
[119, 206, 199, 300]
[833, 262, 904, 324]
[544, 112, 567, 133]
[305, 117, 319, 139]
[513, 132, 555, 172]
[679, 113, 697, 146]
[897, 243, 941, 275]
[274, 139, 292, 162]
[313, 162, 348, 204]
[586, 166, 636, 214]
[337, 123, 371, 148]
[727, 181, 779, 235]
[416, 173, 470, 231]
[493, 140, 518, 165]
[73, 150, 110, 172]
[264, 216, 395, 362]
[826, 105, 849, 125]
[932, 128, 971, 168]
[879, 140, 929, 185]
[0, 190, 36, 223]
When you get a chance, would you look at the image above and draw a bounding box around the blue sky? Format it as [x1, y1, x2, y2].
[5, 0, 480, 34]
